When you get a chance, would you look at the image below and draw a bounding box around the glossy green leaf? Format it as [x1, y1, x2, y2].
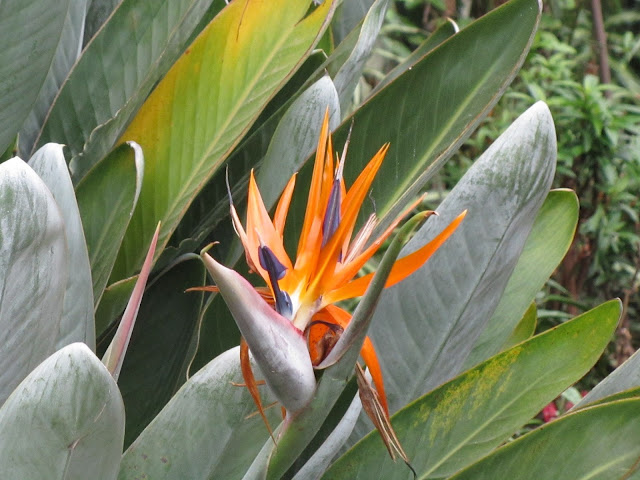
[325, 300, 621, 479]
[286, 0, 542, 252]
[18, 0, 89, 157]
[465, 189, 578, 368]
[449, 397, 640, 480]
[118, 347, 280, 480]
[118, 257, 205, 447]
[0, 343, 124, 479]
[102, 223, 160, 381]
[363, 102, 556, 422]
[35, 0, 219, 182]
[502, 302, 537, 350]
[170, 74, 340, 271]
[0, 0, 69, 154]
[0, 158, 67, 405]
[29, 144, 95, 350]
[75, 142, 143, 307]
[372, 19, 458, 94]
[110, 0, 335, 282]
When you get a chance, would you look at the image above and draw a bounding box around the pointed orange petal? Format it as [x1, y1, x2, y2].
[326, 196, 425, 295]
[245, 171, 293, 283]
[240, 338, 275, 444]
[295, 109, 331, 273]
[326, 210, 467, 304]
[273, 174, 297, 237]
[307, 145, 389, 299]
[360, 335, 389, 416]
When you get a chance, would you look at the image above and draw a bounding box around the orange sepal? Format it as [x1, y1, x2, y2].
[273, 174, 297, 237]
[245, 171, 293, 285]
[307, 144, 389, 299]
[326, 210, 467, 304]
[240, 338, 275, 444]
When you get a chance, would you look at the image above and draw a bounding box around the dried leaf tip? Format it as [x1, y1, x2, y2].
[356, 363, 417, 479]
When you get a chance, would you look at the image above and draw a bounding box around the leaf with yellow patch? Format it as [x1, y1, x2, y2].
[324, 299, 621, 480]
[111, 0, 335, 282]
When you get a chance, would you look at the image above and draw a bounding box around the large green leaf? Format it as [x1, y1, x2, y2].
[448, 397, 640, 480]
[110, 0, 335, 282]
[371, 19, 458, 94]
[325, 300, 621, 480]
[0, 0, 69, 154]
[286, 0, 542, 250]
[362, 102, 556, 422]
[18, 0, 89, 157]
[464, 189, 578, 368]
[35, 0, 220, 182]
[0, 343, 124, 480]
[0, 158, 67, 405]
[118, 257, 206, 447]
[29, 144, 95, 351]
[75, 142, 143, 307]
[118, 347, 280, 480]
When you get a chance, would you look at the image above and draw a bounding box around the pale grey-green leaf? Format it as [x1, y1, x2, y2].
[29, 144, 95, 350]
[366, 101, 556, 419]
[119, 347, 280, 480]
[0, 158, 68, 405]
[0, 343, 124, 480]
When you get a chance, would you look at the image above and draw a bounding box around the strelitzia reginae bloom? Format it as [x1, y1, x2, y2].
[199, 111, 466, 438]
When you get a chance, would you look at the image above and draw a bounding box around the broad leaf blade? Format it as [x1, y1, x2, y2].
[29, 144, 96, 351]
[464, 189, 578, 368]
[18, 0, 89, 157]
[76, 142, 143, 307]
[118, 347, 280, 480]
[110, 0, 335, 282]
[0, 0, 69, 154]
[325, 300, 621, 479]
[118, 257, 206, 447]
[449, 397, 640, 480]
[35, 0, 221, 182]
[0, 343, 124, 479]
[366, 101, 556, 418]
[371, 19, 458, 94]
[0, 158, 67, 405]
[286, 0, 542, 249]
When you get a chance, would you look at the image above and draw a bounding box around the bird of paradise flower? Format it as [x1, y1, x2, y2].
[194, 110, 466, 454]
